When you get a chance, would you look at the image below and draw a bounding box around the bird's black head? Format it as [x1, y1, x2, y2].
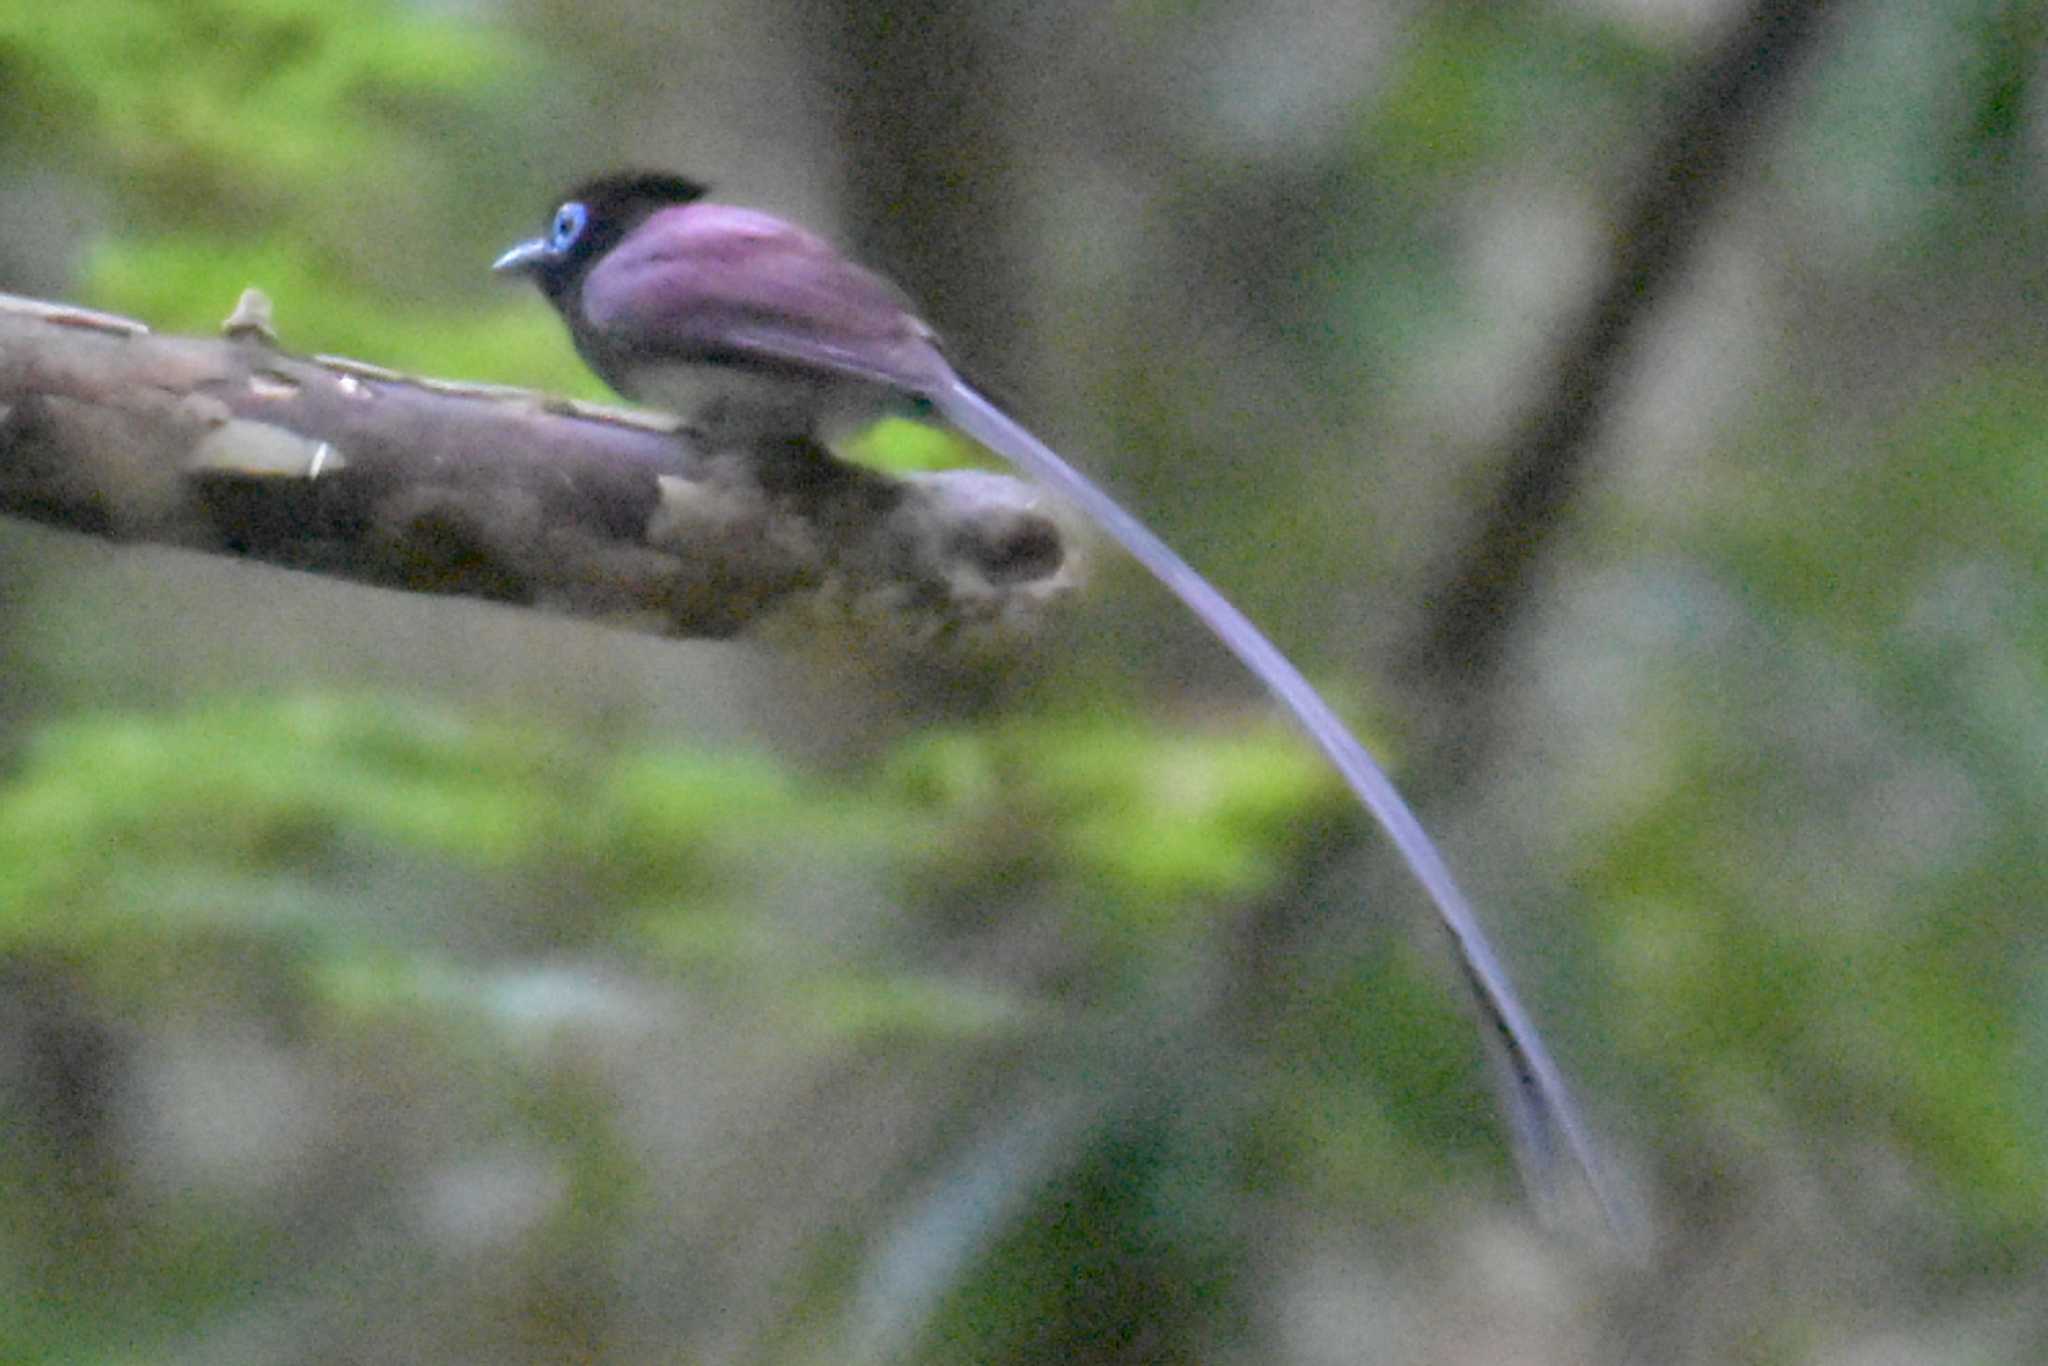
[493, 171, 709, 305]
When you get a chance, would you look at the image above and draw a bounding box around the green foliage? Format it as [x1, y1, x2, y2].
[0, 0, 576, 389]
[912, 1115, 1248, 1365]
[0, 0, 520, 211]
[86, 230, 595, 393]
[883, 716, 1342, 960]
[1725, 366, 2048, 648]
[1257, 933, 1513, 1216]
[1362, 1, 1668, 180]
[841, 417, 988, 475]
[0, 692, 1472, 1361]
[1568, 358, 2048, 1254]
[0, 693, 1341, 1011]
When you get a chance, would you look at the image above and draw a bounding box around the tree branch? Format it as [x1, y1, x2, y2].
[0, 290, 1081, 650]
[1407, 1, 1839, 730]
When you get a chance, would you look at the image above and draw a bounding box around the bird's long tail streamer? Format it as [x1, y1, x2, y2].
[936, 377, 1633, 1241]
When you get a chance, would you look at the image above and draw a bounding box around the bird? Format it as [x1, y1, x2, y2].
[495, 171, 1628, 1237]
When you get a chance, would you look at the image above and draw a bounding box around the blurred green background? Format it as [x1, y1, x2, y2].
[4, 1, 2047, 1361]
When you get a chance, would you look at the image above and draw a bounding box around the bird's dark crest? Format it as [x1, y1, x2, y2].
[562, 171, 710, 219]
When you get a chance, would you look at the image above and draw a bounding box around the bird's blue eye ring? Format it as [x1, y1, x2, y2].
[549, 201, 589, 252]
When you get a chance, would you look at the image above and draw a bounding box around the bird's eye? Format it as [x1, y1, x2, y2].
[548, 202, 589, 251]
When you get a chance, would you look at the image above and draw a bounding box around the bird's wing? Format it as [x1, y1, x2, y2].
[578, 203, 951, 392]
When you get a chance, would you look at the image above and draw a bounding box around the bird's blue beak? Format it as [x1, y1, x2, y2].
[492, 238, 550, 275]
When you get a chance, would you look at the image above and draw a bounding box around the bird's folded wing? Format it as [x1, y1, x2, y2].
[579, 204, 951, 392]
